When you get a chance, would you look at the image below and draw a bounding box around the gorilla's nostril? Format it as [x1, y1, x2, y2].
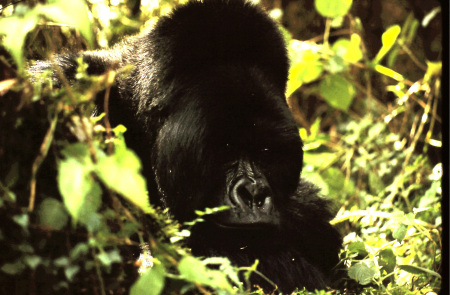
[237, 184, 254, 208]
[255, 196, 266, 208]
[231, 178, 272, 210]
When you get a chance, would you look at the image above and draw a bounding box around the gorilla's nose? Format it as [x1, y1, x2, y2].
[231, 178, 273, 211]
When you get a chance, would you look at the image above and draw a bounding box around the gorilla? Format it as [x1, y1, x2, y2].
[31, 0, 342, 292]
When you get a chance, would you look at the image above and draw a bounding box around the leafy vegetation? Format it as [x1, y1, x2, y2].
[0, 0, 442, 294]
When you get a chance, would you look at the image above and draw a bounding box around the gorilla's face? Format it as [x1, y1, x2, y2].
[152, 66, 302, 225]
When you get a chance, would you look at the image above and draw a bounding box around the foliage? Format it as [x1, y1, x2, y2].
[0, 0, 442, 294]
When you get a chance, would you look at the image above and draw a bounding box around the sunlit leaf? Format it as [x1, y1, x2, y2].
[315, 0, 352, 18]
[373, 25, 401, 64]
[348, 262, 376, 285]
[178, 256, 233, 291]
[35, 0, 93, 47]
[332, 34, 363, 64]
[96, 148, 152, 213]
[58, 145, 101, 224]
[379, 248, 396, 274]
[0, 13, 38, 69]
[348, 241, 368, 257]
[319, 74, 355, 111]
[130, 264, 165, 295]
[393, 223, 408, 241]
[286, 40, 323, 96]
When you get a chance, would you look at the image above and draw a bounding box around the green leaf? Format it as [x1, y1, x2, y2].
[403, 212, 415, 226]
[58, 156, 101, 224]
[38, 198, 69, 230]
[13, 214, 29, 229]
[347, 241, 368, 257]
[35, 0, 93, 48]
[97, 249, 122, 267]
[332, 34, 363, 64]
[70, 243, 89, 260]
[348, 262, 376, 285]
[303, 152, 337, 168]
[393, 223, 408, 241]
[130, 264, 165, 295]
[373, 25, 401, 64]
[286, 40, 323, 96]
[379, 248, 396, 275]
[302, 171, 329, 196]
[315, 0, 353, 18]
[0, 13, 38, 70]
[178, 256, 233, 291]
[64, 265, 80, 282]
[54, 257, 70, 268]
[424, 61, 442, 83]
[96, 148, 152, 213]
[24, 255, 42, 270]
[1, 261, 26, 275]
[319, 74, 356, 111]
[399, 264, 441, 279]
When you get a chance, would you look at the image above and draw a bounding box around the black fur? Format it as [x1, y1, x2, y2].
[30, 0, 342, 292]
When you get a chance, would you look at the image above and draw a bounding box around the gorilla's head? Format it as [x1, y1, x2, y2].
[152, 64, 302, 225]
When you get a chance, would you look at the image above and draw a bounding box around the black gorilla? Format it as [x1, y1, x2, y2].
[31, 0, 341, 292]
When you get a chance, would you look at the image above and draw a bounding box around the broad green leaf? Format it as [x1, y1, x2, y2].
[393, 223, 408, 241]
[178, 256, 233, 291]
[348, 241, 368, 257]
[58, 157, 101, 223]
[348, 262, 376, 285]
[332, 34, 363, 64]
[373, 25, 401, 64]
[286, 40, 323, 97]
[319, 74, 355, 111]
[315, 0, 352, 18]
[399, 264, 442, 279]
[38, 198, 69, 230]
[379, 248, 396, 274]
[60, 142, 94, 166]
[96, 148, 152, 213]
[35, 0, 93, 47]
[130, 264, 165, 295]
[0, 13, 38, 70]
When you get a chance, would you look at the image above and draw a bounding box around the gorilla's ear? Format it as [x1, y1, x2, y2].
[29, 49, 122, 86]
